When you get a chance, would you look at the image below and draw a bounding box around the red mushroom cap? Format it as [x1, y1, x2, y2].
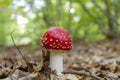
[41, 27, 72, 51]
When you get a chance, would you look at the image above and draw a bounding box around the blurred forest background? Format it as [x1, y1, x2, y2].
[0, 0, 120, 48]
[0, 0, 120, 79]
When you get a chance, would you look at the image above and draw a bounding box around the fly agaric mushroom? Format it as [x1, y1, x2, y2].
[41, 27, 72, 75]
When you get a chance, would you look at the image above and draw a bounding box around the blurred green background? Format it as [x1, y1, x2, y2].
[0, 0, 120, 48]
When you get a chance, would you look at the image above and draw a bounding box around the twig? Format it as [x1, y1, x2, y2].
[77, 67, 92, 76]
[62, 71, 104, 80]
[10, 30, 34, 73]
[69, 65, 92, 76]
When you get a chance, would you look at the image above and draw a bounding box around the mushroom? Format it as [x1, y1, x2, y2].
[41, 27, 72, 75]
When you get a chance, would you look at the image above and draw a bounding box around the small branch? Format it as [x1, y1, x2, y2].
[10, 31, 27, 66]
[10, 31, 34, 73]
[62, 71, 104, 80]
[74, 67, 92, 75]
[69, 66, 92, 76]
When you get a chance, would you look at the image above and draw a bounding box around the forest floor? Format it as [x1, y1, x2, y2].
[0, 39, 120, 80]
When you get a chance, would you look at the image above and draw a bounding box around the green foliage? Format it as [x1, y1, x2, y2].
[0, 0, 120, 46]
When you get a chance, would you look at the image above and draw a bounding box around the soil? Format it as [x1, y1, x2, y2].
[0, 39, 120, 80]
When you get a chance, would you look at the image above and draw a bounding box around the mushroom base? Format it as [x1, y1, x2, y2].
[50, 52, 63, 75]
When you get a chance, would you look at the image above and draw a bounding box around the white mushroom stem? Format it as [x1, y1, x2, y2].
[50, 52, 63, 75]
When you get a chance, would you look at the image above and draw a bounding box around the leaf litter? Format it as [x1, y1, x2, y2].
[0, 39, 120, 80]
